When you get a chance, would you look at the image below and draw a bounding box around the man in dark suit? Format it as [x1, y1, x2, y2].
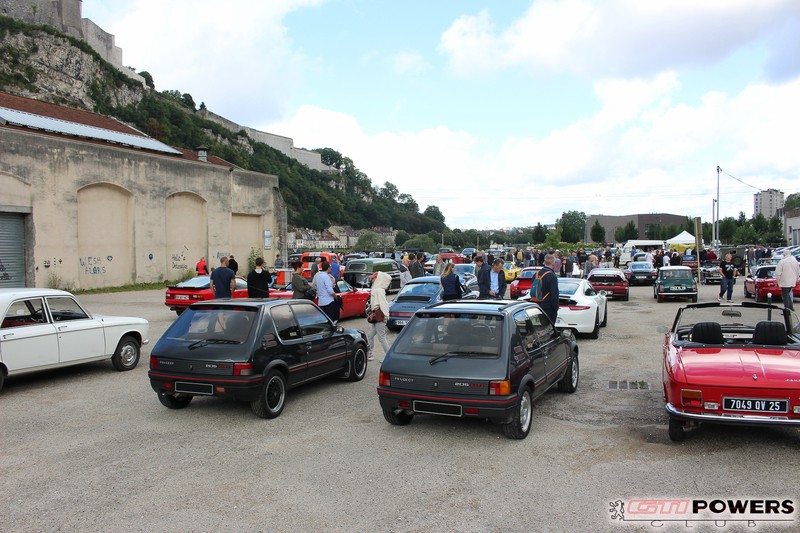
[478, 259, 507, 299]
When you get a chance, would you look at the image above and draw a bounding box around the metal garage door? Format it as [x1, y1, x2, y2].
[0, 212, 26, 288]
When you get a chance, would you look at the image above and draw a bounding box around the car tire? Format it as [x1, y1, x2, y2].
[111, 335, 140, 371]
[347, 345, 368, 382]
[588, 312, 600, 339]
[743, 285, 750, 298]
[383, 407, 414, 426]
[691, 295, 698, 303]
[0, 371, 4, 393]
[623, 291, 629, 301]
[251, 370, 287, 419]
[158, 393, 193, 409]
[600, 304, 608, 327]
[503, 388, 532, 439]
[668, 417, 686, 442]
[755, 291, 764, 303]
[557, 355, 579, 393]
[657, 293, 664, 303]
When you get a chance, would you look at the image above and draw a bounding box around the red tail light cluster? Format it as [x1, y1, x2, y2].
[489, 380, 510, 395]
[150, 356, 158, 369]
[379, 371, 391, 387]
[233, 363, 253, 376]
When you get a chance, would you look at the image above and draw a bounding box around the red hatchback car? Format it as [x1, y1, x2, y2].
[270, 279, 370, 320]
[663, 301, 800, 442]
[165, 275, 249, 315]
[587, 268, 629, 300]
[508, 267, 543, 299]
[743, 265, 800, 303]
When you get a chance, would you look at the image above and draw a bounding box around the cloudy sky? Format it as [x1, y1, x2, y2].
[83, 0, 800, 230]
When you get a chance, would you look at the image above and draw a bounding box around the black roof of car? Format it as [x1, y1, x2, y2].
[187, 298, 303, 310]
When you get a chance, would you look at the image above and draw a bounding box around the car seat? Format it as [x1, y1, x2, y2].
[751, 321, 787, 346]
[691, 322, 724, 344]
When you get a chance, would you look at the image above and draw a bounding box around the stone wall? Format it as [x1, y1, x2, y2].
[1, 126, 285, 289]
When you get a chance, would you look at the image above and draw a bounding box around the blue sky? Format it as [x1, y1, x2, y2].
[83, 0, 800, 231]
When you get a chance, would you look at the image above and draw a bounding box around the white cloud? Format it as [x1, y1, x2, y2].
[267, 74, 800, 230]
[439, 0, 800, 79]
[393, 51, 429, 75]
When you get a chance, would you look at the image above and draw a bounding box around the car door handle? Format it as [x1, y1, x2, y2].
[2, 333, 14, 339]
[57, 325, 68, 331]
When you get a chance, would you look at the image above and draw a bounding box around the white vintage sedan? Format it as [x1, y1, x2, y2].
[0, 288, 149, 392]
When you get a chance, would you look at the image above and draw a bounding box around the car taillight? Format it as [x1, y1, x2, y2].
[681, 389, 702, 407]
[166, 292, 173, 298]
[150, 356, 157, 369]
[233, 363, 253, 376]
[489, 380, 510, 395]
[563, 305, 590, 310]
[391, 312, 414, 318]
[192, 294, 204, 300]
[379, 371, 391, 387]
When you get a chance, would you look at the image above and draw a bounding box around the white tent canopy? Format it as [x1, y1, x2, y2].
[666, 230, 695, 244]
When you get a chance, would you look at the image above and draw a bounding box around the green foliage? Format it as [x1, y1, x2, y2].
[589, 220, 605, 243]
[395, 230, 411, 246]
[785, 192, 800, 210]
[402, 235, 437, 253]
[423, 205, 445, 223]
[138, 70, 154, 89]
[557, 211, 587, 243]
[354, 232, 384, 251]
[615, 221, 638, 242]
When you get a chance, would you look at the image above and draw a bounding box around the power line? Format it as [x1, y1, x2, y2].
[717, 167, 763, 191]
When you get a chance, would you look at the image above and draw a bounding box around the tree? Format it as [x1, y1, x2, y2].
[557, 211, 587, 243]
[785, 192, 800, 210]
[733, 225, 758, 245]
[394, 230, 410, 246]
[397, 193, 418, 212]
[531, 223, 548, 244]
[590, 220, 605, 243]
[354, 232, 383, 252]
[615, 221, 638, 242]
[423, 205, 446, 224]
[379, 182, 399, 202]
[718, 217, 738, 243]
[181, 93, 196, 110]
[401, 235, 437, 253]
[138, 70, 155, 89]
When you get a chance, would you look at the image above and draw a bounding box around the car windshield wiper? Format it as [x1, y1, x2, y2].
[429, 351, 482, 365]
[188, 338, 240, 350]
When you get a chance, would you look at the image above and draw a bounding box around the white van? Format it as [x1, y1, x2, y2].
[620, 240, 666, 266]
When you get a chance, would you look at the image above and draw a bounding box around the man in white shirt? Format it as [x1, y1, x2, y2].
[774, 254, 800, 311]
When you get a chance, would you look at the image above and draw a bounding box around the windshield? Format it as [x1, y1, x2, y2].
[661, 270, 693, 280]
[176, 276, 211, 289]
[454, 264, 474, 275]
[164, 307, 257, 343]
[393, 313, 503, 357]
[558, 280, 581, 296]
[674, 304, 799, 336]
[518, 269, 539, 279]
[755, 266, 776, 278]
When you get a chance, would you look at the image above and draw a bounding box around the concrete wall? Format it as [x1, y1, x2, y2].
[1, 0, 82, 38]
[0, 126, 283, 289]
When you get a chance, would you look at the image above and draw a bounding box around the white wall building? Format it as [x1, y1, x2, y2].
[754, 189, 784, 219]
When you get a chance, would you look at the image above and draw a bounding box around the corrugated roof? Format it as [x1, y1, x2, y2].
[0, 106, 182, 155]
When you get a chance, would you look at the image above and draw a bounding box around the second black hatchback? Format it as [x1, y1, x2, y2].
[149, 299, 369, 418]
[377, 300, 579, 439]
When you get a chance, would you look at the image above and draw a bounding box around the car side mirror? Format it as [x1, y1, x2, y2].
[336, 325, 345, 334]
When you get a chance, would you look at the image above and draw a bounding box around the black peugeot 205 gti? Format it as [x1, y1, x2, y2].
[149, 299, 369, 418]
[377, 299, 579, 439]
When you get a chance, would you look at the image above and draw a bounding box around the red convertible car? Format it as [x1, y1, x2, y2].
[270, 279, 370, 320]
[165, 275, 249, 315]
[743, 264, 800, 302]
[662, 301, 800, 442]
[508, 267, 543, 299]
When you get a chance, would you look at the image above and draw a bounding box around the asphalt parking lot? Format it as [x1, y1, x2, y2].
[2, 281, 799, 532]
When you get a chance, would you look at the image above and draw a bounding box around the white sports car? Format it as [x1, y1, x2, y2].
[0, 288, 149, 392]
[520, 278, 608, 338]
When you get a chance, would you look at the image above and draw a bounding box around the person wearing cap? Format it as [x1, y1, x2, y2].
[367, 271, 391, 361]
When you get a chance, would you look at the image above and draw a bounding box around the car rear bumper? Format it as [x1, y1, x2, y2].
[378, 388, 518, 422]
[666, 403, 800, 427]
[149, 371, 265, 402]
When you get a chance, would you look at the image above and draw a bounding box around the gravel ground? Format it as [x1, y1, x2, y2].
[2, 282, 799, 532]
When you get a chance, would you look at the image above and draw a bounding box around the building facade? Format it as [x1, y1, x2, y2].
[0, 91, 284, 289]
[585, 213, 688, 243]
[754, 188, 784, 219]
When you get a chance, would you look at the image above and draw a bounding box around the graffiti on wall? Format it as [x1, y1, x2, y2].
[0, 259, 10, 281]
[171, 250, 188, 270]
[80, 256, 111, 275]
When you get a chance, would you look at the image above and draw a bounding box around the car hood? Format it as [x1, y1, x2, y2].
[678, 347, 800, 389]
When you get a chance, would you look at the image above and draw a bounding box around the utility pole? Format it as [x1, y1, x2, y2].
[716, 165, 721, 248]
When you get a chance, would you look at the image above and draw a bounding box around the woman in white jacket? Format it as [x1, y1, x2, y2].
[367, 271, 391, 361]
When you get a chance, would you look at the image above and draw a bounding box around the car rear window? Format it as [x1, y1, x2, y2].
[590, 275, 623, 283]
[630, 263, 653, 270]
[347, 263, 367, 272]
[175, 276, 211, 288]
[164, 306, 257, 343]
[396, 282, 440, 301]
[393, 313, 503, 357]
